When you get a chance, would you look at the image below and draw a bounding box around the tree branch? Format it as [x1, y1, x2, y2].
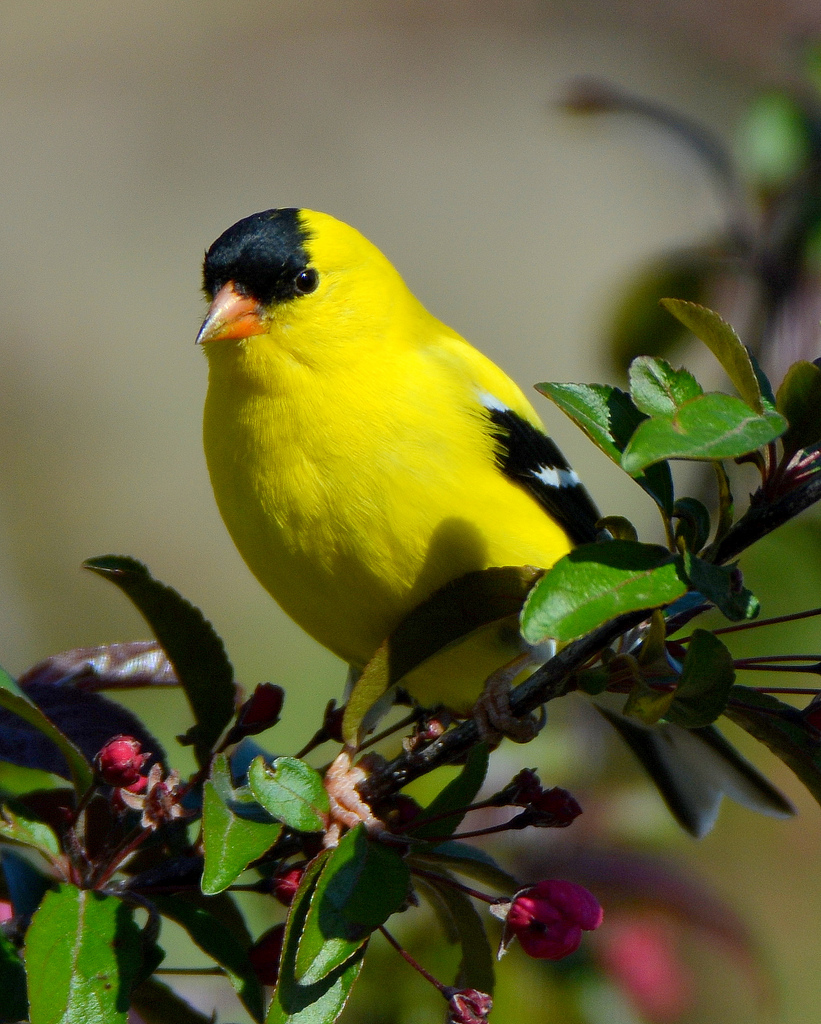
[713, 471, 821, 564]
[359, 609, 647, 804]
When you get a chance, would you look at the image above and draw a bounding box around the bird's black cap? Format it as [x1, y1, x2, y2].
[202, 208, 312, 306]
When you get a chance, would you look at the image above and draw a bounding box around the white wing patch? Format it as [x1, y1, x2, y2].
[476, 390, 510, 413]
[533, 465, 581, 489]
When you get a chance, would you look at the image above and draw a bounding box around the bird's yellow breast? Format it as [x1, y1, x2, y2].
[202, 210, 574, 709]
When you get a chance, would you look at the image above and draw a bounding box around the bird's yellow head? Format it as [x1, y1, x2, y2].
[197, 208, 423, 365]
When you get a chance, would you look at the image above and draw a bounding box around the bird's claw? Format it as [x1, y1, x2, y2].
[323, 749, 386, 846]
[473, 653, 546, 745]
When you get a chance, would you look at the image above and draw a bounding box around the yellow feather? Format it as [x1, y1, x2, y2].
[201, 210, 582, 712]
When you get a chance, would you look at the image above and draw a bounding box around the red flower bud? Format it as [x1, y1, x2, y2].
[249, 923, 285, 986]
[502, 880, 603, 960]
[272, 866, 304, 907]
[445, 988, 493, 1023]
[503, 768, 544, 806]
[236, 683, 284, 736]
[322, 701, 345, 743]
[94, 735, 150, 788]
[529, 787, 583, 825]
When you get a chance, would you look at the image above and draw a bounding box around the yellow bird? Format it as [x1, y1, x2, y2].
[197, 208, 600, 715]
[196, 208, 796, 835]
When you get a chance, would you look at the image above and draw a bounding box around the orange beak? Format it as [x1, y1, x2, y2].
[196, 282, 267, 345]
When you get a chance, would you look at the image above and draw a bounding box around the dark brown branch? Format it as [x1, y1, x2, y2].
[359, 609, 647, 805]
[713, 471, 821, 564]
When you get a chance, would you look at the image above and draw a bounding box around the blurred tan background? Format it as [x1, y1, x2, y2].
[2, 2, 821, 1022]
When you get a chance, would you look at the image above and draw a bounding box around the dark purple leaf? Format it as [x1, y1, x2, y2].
[17, 641, 177, 692]
[0, 681, 164, 781]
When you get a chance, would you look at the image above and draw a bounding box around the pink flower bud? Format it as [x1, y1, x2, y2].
[94, 735, 150, 788]
[502, 880, 603, 960]
[445, 988, 493, 1023]
[249, 923, 285, 986]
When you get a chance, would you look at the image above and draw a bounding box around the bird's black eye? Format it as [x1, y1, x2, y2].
[294, 268, 319, 295]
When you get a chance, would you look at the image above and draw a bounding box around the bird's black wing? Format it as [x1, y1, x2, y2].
[484, 403, 600, 546]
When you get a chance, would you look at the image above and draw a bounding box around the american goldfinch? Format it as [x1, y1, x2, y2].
[197, 208, 599, 713]
[196, 208, 794, 834]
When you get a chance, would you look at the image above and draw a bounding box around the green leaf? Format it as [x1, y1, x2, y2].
[342, 648, 391, 748]
[25, 887, 141, 1024]
[129, 977, 213, 1024]
[666, 631, 736, 729]
[0, 688, 92, 795]
[672, 497, 711, 552]
[723, 686, 821, 809]
[706, 460, 735, 559]
[621, 393, 786, 473]
[537, 381, 674, 513]
[152, 893, 264, 1022]
[776, 360, 821, 458]
[409, 841, 517, 894]
[409, 744, 489, 840]
[0, 799, 61, 860]
[597, 516, 638, 542]
[682, 554, 760, 621]
[659, 300, 765, 413]
[0, 929, 27, 1023]
[747, 349, 777, 409]
[202, 754, 283, 894]
[0, 665, 24, 696]
[521, 542, 689, 643]
[575, 666, 611, 695]
[423, 873, 495, 993]
[629, 357, 703, 416]
[83, 556, 235, 766]
[268, 854, 366, 1024]
[623, 683, 676, 725]
[296, 825, 409, 985]
[249, 756, 329, 833]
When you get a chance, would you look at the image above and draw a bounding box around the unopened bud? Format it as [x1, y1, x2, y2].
[95, 735, 150, 788]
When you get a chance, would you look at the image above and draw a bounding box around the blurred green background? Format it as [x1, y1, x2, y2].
[1, 2, 820, 1022]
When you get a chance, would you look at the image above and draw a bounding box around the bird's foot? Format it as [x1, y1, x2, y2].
[473, 653, 546, 745]
[323, 748, 386, 847]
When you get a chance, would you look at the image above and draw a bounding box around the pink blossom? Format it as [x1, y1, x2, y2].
[503, 880, 603, 960]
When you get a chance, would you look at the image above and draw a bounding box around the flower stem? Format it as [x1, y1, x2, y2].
[379, 925, 447, 993]
[411, 866, 501, 904]
[679, 606, 821, 641]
